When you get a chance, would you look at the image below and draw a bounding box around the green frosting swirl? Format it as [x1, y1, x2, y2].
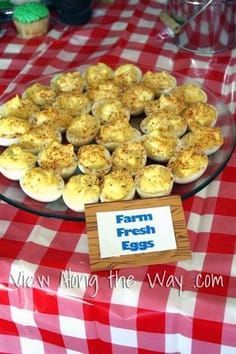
[13, 2, 49, 23]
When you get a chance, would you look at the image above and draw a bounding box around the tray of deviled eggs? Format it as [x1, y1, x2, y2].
[0, 62, 235, 220]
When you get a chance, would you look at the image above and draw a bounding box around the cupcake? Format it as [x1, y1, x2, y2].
[13, 2, 50, 39]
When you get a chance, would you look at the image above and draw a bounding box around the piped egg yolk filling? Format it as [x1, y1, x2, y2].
[169, 149, 208, 178]
[138, 166, 172, 194]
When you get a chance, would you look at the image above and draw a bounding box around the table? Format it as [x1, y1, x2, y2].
[0, 1, 236, 353]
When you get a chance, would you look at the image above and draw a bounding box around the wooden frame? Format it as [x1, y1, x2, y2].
[85, 195, 191, 271]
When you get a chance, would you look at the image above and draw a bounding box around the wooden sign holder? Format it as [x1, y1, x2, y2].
[85, 195, 191, 271]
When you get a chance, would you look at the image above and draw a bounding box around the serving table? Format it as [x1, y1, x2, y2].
[0, 1, 235, 353]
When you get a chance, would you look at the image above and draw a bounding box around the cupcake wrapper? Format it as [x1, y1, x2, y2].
[14, 16, 49, 39]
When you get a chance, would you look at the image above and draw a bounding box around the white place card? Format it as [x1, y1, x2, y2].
[85, 195, 191, 271]
[96, 206, 177, 258]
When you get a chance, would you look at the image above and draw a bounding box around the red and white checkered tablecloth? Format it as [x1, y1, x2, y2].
[0, 1, 236, 353]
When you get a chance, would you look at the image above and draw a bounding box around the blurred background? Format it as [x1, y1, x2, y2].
[0, 0, 114, 25]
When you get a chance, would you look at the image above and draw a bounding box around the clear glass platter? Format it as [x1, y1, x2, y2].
[0, 68, 235, 221]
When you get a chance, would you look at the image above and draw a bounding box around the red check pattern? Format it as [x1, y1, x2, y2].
[0, 1, 236, 353]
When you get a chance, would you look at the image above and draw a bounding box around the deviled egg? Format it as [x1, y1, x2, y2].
[142, 70, 176, 96]
[181, 127, 224, 155]
[96, 119, 141, 151]
[91, 99, 130, 125]
[20, 167, 64, 202]
[167, 147, 208, 184]
[38, 141, 77, 179]
[53, 92, 91, 117]
[140, 112, 187, 137]
[144, 94, 187, 116]
[112, 141, 147, 176]
[18, 125, 62, 154]
[86, 80, 121, 103]
[51, 71, 85, 93]
[0, 116, 31, 146]
[122, 83, 155, 115]
[172, 83, 208, 105]
[135, 165, 174, 198]
[77, 144, 112, 176]
[100, 170, 135, 202]
[23, 83, 56, 107]
[66, 114, 100, 147]
[0, 145, 37, 180]
[29, 107, 73, 132]
[182, 102, 218, 130]
[142, 131, 181, 162]
[84, 62, 114, 86]
[63, 174, 100, 212]
[0, 95, 39, 119]
[114, 63, 142, 87]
